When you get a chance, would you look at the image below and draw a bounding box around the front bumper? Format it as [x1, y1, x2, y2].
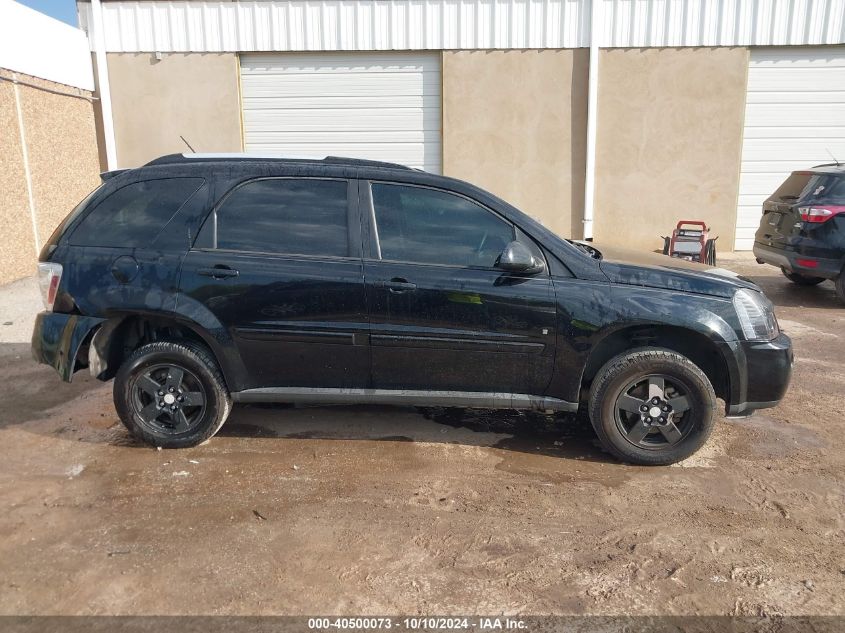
[720, 332, 793, 417]
[31, 312, 105, 382]
[753, 242, 842, 280]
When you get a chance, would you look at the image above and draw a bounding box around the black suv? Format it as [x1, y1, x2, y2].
[32, 154, 792, 465]
[753, 164, 845, 301]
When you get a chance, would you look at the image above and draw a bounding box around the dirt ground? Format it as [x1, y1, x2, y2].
[0, 253, 843, 617]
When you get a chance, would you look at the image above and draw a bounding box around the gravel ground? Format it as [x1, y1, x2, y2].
[0, 252, 843, 616]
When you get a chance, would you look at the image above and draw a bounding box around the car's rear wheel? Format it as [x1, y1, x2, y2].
[588, 348, 716, 465]
[781, 267, 825, 286]
[836, 272, 845, 303]
[114, 340, 231, 448]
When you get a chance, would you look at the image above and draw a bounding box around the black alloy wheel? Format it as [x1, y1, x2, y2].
[114, 340, 232, 448]
[131, 363, 207, 435]
[588, 348, 716, 465]
[613, 374, 694, 449]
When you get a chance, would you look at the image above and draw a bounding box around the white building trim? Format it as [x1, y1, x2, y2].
[598, 0, 845, 48]
[90, 0, 118, 170]
[78, 0, 845, 53]
[583, 0, 601, 240]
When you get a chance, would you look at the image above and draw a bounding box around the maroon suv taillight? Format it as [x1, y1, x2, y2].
[37, 263, 63, 312]
[798, 205, 845, 223]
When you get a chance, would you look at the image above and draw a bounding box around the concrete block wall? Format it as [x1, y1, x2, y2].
[0, 70, 101, 286]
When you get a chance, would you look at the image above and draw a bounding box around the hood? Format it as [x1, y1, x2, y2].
[587, 242, 760, 298]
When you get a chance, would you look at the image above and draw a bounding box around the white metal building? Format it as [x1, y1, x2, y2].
[78, 0, 845, 251]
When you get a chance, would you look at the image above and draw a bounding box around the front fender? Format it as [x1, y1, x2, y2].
[547, 279, 741, 403]
[31, 312, 105, 382]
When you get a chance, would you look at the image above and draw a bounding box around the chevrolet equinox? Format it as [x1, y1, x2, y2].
[32, 154, 793, 465]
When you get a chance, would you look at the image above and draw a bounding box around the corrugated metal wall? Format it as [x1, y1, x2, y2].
[597, 0, 845, 47]
[80, 0, 845, 53]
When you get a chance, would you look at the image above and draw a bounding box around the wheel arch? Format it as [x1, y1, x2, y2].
[579, 324, 731, 403]
[87, 312, 245, 391]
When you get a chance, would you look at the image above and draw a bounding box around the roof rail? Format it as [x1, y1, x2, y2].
[143, 152, 413, 170]
[323, 156, 412, 170]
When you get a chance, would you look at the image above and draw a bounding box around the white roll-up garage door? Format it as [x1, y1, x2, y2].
[240, 52, 441, 173]
[735, 47, 845, 250]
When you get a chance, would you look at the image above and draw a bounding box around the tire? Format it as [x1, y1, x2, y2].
[705, 238, 718, 266]
[588, 348, 716, 466]
[836, 273, 845, 304]
[781, 267, 825, 286]
[114, 340, 232, 448]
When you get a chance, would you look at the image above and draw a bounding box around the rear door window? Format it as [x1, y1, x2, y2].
[69, 178, 204, 247]
[211, 178, 350, 257]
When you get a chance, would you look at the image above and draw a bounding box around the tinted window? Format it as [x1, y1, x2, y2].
[770, 172, 845, 205]
[215, 179, 349, 257]
[770, 172, 818, 202]
[371, 184, 514, 267]
[42, 184, 103, 257]
[804, 174, 845, 204]
[70, 178, 204, 247]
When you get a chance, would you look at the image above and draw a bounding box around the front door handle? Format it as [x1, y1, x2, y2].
[198, 265, 239, 279]
[375, 278, 417, 293]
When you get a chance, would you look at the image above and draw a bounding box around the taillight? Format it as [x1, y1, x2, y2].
[798, 205, 845, 223]
[37, 263, 63, 312]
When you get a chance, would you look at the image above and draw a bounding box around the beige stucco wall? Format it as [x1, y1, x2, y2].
[106, 53, 243, 168]
[16, 75, 102, 247]
[0, 77, 37, 285]
[0, 70, 100, 286]
[593, 47, 748, 252]
[442, 49, 589, 240]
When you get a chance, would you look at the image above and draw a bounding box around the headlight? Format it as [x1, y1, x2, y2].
[733, 289, 779, 341]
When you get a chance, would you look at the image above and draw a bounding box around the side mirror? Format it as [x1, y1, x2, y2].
[495, 241, 546, 274]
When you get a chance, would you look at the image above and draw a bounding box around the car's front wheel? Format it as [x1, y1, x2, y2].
[114, 340, 232, 448]
[588, 349, 716, 465]
[781, 267, 825, 286]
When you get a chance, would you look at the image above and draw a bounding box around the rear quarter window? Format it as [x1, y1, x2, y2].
[210, 178, 350, 257]
[804, 174, 845, 204]
[69, 178, 205, 248]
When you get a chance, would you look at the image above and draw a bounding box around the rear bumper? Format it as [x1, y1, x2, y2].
[31, 312, 105, 382]
[720, 332, 793, 417]
[753, 242, 842, 280]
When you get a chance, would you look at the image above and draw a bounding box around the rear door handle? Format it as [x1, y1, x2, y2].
[375, 278, 417, 293]
[198, 266, 239, 279]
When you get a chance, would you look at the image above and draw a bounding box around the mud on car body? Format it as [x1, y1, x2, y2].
[32, 154, 792, 465]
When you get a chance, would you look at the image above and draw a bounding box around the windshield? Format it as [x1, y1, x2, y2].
[769, 172, 845, 204]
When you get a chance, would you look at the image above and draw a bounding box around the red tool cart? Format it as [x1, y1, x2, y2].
[661, 220, 718, 265]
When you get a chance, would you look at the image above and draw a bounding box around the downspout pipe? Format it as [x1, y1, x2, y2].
[89, 0, 118, 170]
[582, 0, 600, 241]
